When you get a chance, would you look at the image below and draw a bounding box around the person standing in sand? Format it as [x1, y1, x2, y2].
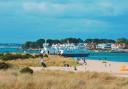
[83, 58, 87, 65]
[74, 59, 78, 71]
[40, 50, 47, 68]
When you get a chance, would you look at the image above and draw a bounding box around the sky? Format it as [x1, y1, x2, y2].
[0, 0, 128, 43]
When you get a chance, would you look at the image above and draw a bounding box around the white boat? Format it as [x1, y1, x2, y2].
[40, 40, 89, 57]
[49, 43, 89, 57]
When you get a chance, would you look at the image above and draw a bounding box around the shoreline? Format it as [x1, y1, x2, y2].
[31, 59, 128, 77]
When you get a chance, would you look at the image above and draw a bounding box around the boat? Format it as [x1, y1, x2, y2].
[40, 40, 89, 57]
[49, 43, 90, 57]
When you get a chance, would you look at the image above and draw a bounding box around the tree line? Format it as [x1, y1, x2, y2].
[22, 38, 128, 49]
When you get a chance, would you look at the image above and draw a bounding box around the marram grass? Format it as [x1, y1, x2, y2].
[0, 70, 128, 89]
[0, 55, 128, 89]
[0, 55, 78, 67]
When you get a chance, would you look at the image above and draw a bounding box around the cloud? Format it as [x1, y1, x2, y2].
[22, 1, 128, 17]
[23, 2, 67, 15]
[0, 0, 128, 17]
[0, 0, 128, 28]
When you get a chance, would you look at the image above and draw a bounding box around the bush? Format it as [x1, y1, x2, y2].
[0, 62, 10, 70]
[35, 54, 43, 58]
[20, 67, 33, 74]
[0, 54, 4, 59]
[44, 54, 48, 58]
[21, 54, 34, 59]
[0, 53, 35, 61]
[41, 62, 47, 67]
[1, 53, 22, 61]
[0, 53, 48, 61]
[34, 54, 48, 58]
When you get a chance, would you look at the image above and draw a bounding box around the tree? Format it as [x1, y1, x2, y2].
[116, 38, 127, 43]
[36, 39, 45, 48]
[84, 39, 115, 44]
[22, 41, 33, 49]
[61, 38, 83, 44]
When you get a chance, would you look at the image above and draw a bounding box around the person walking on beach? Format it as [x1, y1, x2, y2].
[83, 58, 87, 66]
[40, 50, 47, 68]
[74, 59, 78, 71]
[82, 58, 87, 70]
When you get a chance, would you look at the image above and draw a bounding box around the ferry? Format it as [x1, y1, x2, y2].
[41, 40, 89, 57]
[45, 43, 90, 57]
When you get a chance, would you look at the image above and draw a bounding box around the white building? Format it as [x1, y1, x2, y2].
[96, 43, 112, 49]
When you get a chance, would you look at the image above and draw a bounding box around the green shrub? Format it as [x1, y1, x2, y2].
[1, 53, 22, 60]
[0, 53, 47, 61]
[34, 54, 48, 58]
[20, 67, 33, 74]
[0, 62, 10, 70]
[41, 62, 47, 67]
[0, 54, 4, 59]
[0, 53, 35, 61]
[35, 54, 43, 58]
[44, 54, 48, 58]
[23, 54, 34, 58]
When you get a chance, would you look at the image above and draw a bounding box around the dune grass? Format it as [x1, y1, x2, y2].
[0, 70, 128, 89]
[0, 55, 77, 68]
[0, 55, 128, 89]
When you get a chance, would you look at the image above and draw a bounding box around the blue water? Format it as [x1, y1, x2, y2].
[0, 48, 40, 54]
[0, 48, 128, 62]
[87, 52, 128, 62]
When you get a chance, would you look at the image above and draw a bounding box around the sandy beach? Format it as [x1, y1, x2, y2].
[31, 59, 128, 77]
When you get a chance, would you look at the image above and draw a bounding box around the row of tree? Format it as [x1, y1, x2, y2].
[22, 38, 83, 49]
[22, 38, 128, 49]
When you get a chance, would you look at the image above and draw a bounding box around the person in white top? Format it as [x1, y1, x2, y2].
[40, 50, 44, 54]
[40, 50, 47, 67]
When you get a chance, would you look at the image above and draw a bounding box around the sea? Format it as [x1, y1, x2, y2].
[0, 48, 128, 62]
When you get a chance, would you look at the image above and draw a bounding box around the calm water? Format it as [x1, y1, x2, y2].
[87, 52, 128, 62]
[0, 48, 40, 54]
[0, 48, 128, 62]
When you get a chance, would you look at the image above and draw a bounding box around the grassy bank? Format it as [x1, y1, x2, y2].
[0, 55, 128, 89]
[0, 55, 77, 67]
[0, 70, 128, 89]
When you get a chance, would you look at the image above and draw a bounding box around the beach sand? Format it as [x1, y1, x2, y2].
[31, 59, 128, 77]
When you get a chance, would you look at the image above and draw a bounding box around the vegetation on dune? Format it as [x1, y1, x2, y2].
[0, 70, 128, 89]
[0, 53, 49, 61]
[44, 56, 78, 67]
[0, 62, 11, 70]
[0, 55, 77, 67]
[20, 67, 33, 74]
[0, 53, 128, 89]
[0, 53, 34, 61]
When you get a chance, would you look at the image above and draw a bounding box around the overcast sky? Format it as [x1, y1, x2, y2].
[0, 0, 128, 43]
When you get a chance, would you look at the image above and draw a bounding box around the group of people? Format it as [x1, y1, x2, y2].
[39, 49, 88, 71]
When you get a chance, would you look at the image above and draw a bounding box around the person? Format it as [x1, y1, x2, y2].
[40, 49, 45, 54]
[82, 58, 87, 65]
[74, 59, 78, 71]
[58, 50, 63, 56]
[40, 50, 47, 68]
[74, 65, 77, 71]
